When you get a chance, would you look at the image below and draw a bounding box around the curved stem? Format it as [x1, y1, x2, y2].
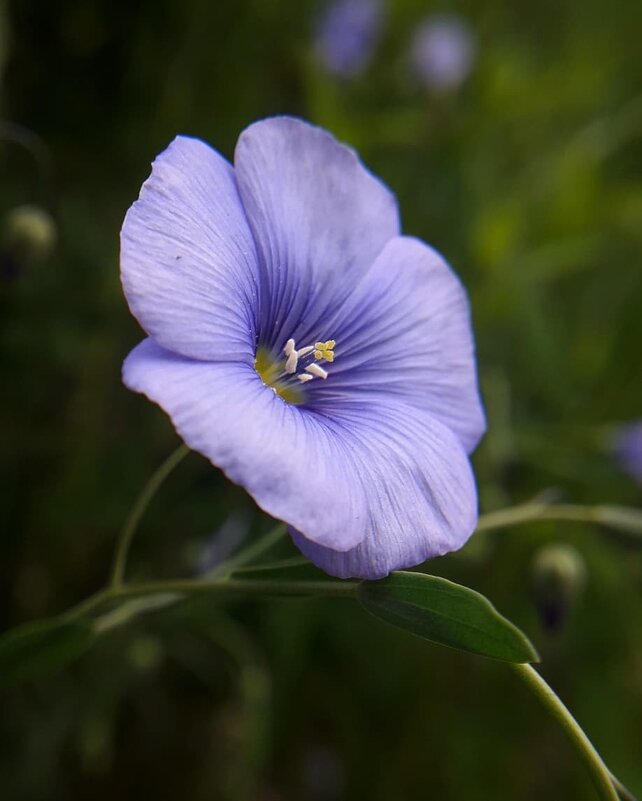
[510, 663, 618, 801]
[610, 773, 638, 801]
[477, 502, 642, 538]
[110, 444, 190, 588]
[217, 524, 286, 576]
[0, 121, 53, 199]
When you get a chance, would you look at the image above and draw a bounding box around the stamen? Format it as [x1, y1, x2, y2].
[258, 336, 335, 402]
[285, 351, 298, 374]
[314, 340, 336, 363]
[305, 363, 328, 380]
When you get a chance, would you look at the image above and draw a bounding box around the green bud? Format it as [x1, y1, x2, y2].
[2, 204, 57, 264]
[531, 543, 586, 633]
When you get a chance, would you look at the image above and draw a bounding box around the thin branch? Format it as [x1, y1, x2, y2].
[110, 444, 190, 588]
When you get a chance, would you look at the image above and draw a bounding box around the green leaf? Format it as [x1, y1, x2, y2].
[0, 617, 94, 687]
[357, 571, 539, 663]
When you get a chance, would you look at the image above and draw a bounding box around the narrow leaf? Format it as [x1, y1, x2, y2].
[357, 571, 538, 663]
[0, 617, 94, 687]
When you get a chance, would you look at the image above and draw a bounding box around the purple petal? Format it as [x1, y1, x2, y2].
[234, 117, 400, 350]
[121, 136, 259, 363]
[290, 400, 478, 579]
[124, 339, 478, 579]
[123, 338, 369, 552]
[305, 236, 486, 454]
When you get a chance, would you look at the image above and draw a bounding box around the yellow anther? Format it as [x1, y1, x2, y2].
[314, 339, 336, 362]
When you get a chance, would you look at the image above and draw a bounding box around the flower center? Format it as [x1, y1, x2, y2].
[255, 337, 336, 404]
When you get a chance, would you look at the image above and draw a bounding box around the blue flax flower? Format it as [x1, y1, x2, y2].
[120, 117, 486, 579]
[611, 421, 642, 485]
[410, 14, 476, 92]
[315, 0, 383, 78]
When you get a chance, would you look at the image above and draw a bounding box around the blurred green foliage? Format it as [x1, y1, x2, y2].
[1, 0, 641, 799]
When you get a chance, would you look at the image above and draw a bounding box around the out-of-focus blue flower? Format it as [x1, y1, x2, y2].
[409, 14, 476, 91]
[611, 422, 642, 484]
[120, 117, 486, 579]
[315, 0, 383, 78]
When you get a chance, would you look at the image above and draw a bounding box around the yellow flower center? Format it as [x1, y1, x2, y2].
[255, 337, 337, 404]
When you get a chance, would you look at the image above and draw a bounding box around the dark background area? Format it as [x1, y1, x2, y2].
[1, 1, 641, 799]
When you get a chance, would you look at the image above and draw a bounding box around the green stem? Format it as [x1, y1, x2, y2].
[610, 774, 638, 801]
[477, 502, 642, 537]
[217, 524, 287, 576]
[120, 577, 357, 600]
[110, 444, 191, 588]
[65, 574, 357, 625]
[510, 663, 618, 801]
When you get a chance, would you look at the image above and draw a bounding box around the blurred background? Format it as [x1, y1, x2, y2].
[1, 0, 641, 799]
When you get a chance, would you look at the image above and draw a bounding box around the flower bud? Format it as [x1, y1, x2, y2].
[531, 543, 586, 633]
[2, 204, 57, 275]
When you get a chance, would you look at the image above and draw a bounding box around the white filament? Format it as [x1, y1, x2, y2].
[305, 363, 328, 380]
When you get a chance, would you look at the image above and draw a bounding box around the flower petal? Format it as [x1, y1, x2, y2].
[234, 116, 400, 349]
[306, 235, 486, 454]
[290, 400, 478, 579]
[121, 136, 259, 363]
[122, 338, 369, 552]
